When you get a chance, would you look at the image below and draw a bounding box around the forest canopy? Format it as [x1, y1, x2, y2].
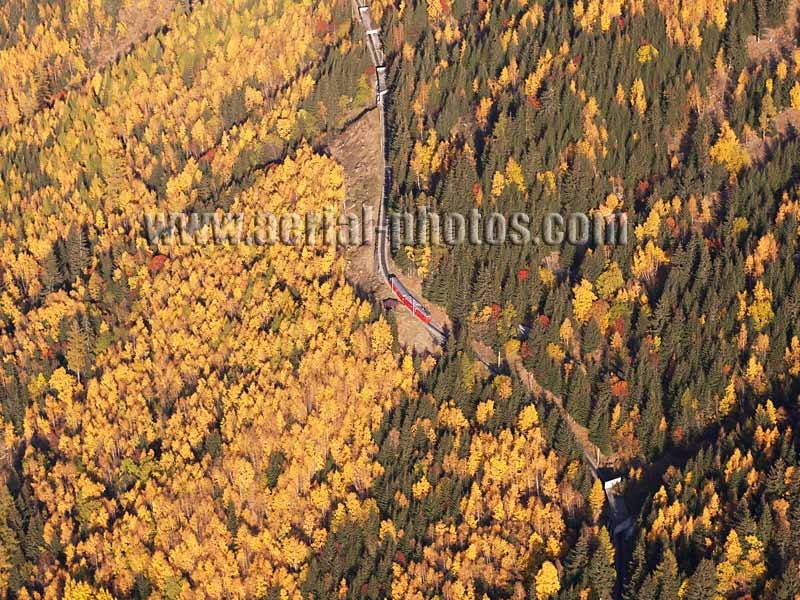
[0, 0, 799, 599]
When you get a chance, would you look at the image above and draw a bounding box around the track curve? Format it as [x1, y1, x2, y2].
[353, 1, 446, 344]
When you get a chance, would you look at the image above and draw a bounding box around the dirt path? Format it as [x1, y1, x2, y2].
[745, 108, 800, 162]
[745, 0, 800, 65]
[508, 354, 606, 469]
[329, 110, 439, 354]
[343, 1, 634, 591]
[743, 0, 800, 162]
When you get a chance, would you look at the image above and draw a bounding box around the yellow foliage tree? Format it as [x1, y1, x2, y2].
[637, 44, 659, 63]
[791, 82, 800, 110]
[746, 355, 768, 394]
[534, 561, 561, 599]
[785, 336, 800, 376]
[631, 241, 670, 283]
[710, 121, 750, 174]
[615, 83, 626, 105]
[505, 157, 526, 190]
[62, 578, 115, 600]
[524, 50, 554, 100]
[412, 475, 432, 499]
[572, 279, 597, 325]
[747, 281, 774, 330]
[491, 171, 506, 200]
[745, 233, 778, 278]
[720, 378, 737, 416]
[476, 96, 493, 129]
[716, 530, 767, 597]
[589, 479, 605, 522]
[631, 78, 647, 116]
[410, 129, 439, 189]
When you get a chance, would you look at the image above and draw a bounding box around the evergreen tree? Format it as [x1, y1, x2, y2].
[64, 319, 89, 381]
[683, 559, 717, 600]
[564, 526, 591, 588]
[566, 368, 591, 427]
[65, 225, 89, 281]
[588, 527, 616, 600]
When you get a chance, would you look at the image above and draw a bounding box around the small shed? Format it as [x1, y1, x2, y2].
[382, 298, 399, 311]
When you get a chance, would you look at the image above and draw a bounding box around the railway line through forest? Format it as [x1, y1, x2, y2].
[352, 0, 446, 345]
[351, 3, 632, 595]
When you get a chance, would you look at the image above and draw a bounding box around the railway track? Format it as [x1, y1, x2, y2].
[350, 5, 632, 594]
[352, 0, 446, 344]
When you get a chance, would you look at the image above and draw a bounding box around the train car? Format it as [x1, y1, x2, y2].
[388, 275, 432, 324]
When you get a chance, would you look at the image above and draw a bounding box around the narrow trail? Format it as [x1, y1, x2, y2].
[510, 354, 634, 597]
[511, 357, 604, 468]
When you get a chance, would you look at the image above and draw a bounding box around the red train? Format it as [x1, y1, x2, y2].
[388, 275, 432, 323]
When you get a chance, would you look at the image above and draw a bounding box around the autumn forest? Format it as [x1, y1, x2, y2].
[0, 0, 799, 599]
